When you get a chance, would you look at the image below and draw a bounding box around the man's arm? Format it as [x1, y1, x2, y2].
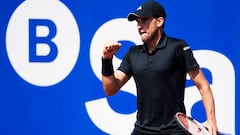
[101, 41, 129, 96]
[188, 67, 218, 135]
[102, 70, 129, 96]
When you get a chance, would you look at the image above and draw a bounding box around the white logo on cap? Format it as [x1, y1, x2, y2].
[183, 46, 190, 51]
[137, 6, 142, 11]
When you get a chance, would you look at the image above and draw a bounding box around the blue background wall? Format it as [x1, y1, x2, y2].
[0, 0, 239, 134]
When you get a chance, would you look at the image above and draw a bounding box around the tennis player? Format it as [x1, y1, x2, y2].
[101, 1, 218, 134]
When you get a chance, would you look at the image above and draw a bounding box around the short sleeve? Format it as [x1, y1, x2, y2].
[179, 42, 199, 72]
[117, 47, 133, 78]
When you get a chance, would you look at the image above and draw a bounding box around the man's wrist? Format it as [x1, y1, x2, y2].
[102, 57, 114, 76]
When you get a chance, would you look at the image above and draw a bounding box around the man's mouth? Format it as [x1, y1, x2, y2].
[139, 31, 146, 35]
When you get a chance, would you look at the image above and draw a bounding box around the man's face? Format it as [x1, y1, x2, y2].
[136, 17, 161, 43]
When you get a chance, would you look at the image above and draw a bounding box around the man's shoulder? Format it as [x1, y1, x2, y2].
[129, 44, 144, 50]
[165, 35, 188, 47]
[166, 35, 185, 44]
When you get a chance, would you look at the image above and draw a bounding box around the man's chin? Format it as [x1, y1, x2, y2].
[140, 35, 148, 42]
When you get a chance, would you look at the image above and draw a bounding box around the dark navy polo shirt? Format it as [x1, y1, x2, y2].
[117, 34, 199, 134]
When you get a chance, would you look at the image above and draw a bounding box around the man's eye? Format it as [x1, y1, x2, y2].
[142, 17, 148, 22]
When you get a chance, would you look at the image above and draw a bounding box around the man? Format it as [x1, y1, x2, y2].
[101, 1, 218, 134]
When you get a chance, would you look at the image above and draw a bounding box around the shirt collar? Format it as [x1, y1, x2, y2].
[142, 32, 167, 52]
[156, 32, 167, 49]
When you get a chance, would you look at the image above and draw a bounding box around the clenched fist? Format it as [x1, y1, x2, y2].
[102, 41, 121, 59]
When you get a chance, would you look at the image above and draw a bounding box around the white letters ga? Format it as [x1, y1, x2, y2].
[86, 18, 235, 135]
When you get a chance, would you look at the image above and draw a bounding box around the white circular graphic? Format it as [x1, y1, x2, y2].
[6, 0, 80, 86]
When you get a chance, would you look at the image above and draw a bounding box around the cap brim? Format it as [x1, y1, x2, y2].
[127, 13, 139, 21]
[127, 10, 152, 21]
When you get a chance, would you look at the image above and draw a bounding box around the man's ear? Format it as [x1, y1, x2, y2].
[156, 17, 164, 28]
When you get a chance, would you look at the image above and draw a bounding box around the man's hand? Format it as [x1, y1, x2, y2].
[103, 41, 121, 59]
[205, 122, 218, 135]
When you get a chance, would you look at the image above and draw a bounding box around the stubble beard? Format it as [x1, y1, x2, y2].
[142, 29, 159, 45]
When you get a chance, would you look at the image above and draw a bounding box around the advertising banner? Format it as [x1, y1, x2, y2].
[0, 0, 239, 134]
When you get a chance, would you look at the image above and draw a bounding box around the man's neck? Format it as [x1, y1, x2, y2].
[147, 31, 162, 53]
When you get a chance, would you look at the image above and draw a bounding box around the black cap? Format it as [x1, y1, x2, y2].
[127, 1, 166, 21]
